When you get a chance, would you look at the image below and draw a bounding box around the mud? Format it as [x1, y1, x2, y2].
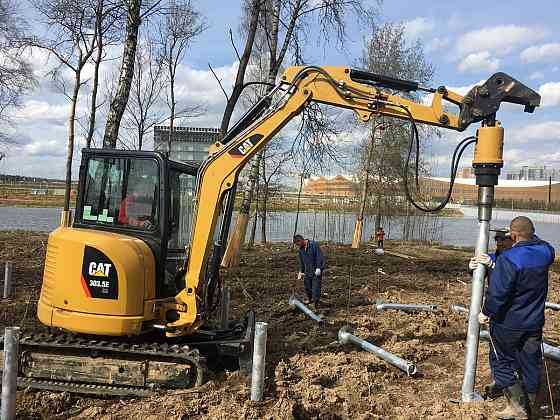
[1, 231, 560, 419]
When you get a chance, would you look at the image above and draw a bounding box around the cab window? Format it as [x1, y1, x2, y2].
[80, 157, 159, 231]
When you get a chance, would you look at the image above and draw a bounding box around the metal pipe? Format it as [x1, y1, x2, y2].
[480, 330, 560, 362]
[250, 321, 268, 401]
[3, 262, 13, 299]
[449, 304, 469, 314]
[338, 326, 416, 376]
[288, 295, 326, 328]
[1, 327, 20, 420]
[545, 302, 560, 311]
[375, 303, 437, 313]
[221, 287, 231, 329]
[461, 185, 494, 402]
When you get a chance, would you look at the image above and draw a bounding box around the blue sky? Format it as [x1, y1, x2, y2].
[1, 0, 559, 179]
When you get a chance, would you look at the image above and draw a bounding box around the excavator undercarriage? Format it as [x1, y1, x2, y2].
[1, 312, 254, 396]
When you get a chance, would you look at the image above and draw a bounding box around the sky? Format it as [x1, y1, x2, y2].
[1, 0, 559, 180]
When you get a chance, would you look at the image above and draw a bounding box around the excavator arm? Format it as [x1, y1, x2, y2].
[163, 65, 540, 335]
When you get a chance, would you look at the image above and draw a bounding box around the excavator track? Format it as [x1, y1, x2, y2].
[2, 331, 208, 397]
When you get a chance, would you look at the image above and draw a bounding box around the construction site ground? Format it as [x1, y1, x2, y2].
[2, 229, 560, 419]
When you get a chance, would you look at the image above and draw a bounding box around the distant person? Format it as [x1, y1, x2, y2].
[472, 217, 554, 418]
[294, 234, 325, 309]
[375, 227, 385, 249]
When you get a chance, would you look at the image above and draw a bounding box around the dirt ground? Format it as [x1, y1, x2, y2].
[2, 230, 560, 419]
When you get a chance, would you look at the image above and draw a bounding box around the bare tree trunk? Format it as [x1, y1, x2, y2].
[291, 171, 305, 250]
[352, 124, 376, 248]
[221, 153, 261, 266]
[248, 176, 260, 248]
[64, 69, 82, 213]
[103, 0, 141, 148]
[219, 0, 260, 134]
[167, 74, 175, 152]
[86, 0, 104, 148]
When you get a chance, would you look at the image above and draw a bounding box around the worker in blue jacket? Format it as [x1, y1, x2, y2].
[473, 216, 555, 419]
[294, 234, 325, 308]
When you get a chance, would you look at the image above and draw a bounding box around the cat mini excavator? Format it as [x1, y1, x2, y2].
[4, 66, 540, 396]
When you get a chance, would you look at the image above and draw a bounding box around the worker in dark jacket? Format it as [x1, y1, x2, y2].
[294, 234, 325, 308]
[475, 216, 555, 419]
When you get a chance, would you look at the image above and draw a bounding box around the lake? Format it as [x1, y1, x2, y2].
[2, 206, 560, 250]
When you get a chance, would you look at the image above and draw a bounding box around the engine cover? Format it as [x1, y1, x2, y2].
[37, 227, 156, 336]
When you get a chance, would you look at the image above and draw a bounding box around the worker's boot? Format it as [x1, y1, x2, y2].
[495, 383, 528, 419]
[484, 381, 504, 400]
[526, 393, 537, 419]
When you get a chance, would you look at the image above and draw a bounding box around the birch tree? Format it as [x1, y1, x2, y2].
[31, 0, 98, 213]
[158, 0, 205, 151]
[120, 36, 165, 150]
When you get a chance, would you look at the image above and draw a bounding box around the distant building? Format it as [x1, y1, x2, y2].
[303, 175, 358, 197]
[426, 177, 560, 204]
[153, 126, 220, 163]
[503, 165, 560, 182]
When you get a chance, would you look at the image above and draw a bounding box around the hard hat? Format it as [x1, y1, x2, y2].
[374, 248, 384, 256]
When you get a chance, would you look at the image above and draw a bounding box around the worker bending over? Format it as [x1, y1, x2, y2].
[473, 216, 554, 419]
[294, 234, 325, 309]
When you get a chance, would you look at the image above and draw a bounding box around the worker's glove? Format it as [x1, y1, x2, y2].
[476, 254, 495, 270]
[314, 268, 321, 277]
[478, 312, 489, 325]
[297, 272, 304, 281]
[469, 254, 495, 271]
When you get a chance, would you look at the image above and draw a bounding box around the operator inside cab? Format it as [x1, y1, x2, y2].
[118, 176, 156, 229]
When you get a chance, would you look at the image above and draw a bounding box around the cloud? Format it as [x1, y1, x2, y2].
[426, 37, 450, 52]
[403, 17, 435, 41]
[14, 100, 71, 125]
[458, 51, 500, 73]
[508, 121, 560, 145]
[520, 43, 560, 63]
[529, 71, 545, 80]
[457, 25, 546, 55]
[23, 139, 67, 157]
[538, 82, 560, 107]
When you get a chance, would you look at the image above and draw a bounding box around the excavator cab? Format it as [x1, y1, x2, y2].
[74, 148, 198, 299]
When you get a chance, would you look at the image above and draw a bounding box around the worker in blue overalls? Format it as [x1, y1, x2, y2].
[470, 216, 554, 419]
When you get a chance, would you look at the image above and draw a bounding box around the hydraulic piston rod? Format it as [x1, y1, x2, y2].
[338, 326, 417, 376]
[375, 303, 438, 313]
[288, 295, 326, 328]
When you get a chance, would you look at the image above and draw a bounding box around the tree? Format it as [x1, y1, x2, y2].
[158, 0, 205, 151]
[102, 0, 164, 148]
[120, 35, 165, 150]
[0, 0, 35, 144]
[218, 0, 261, 135]
[31, 0, 98, 214]
[85, 0, 122, 147]
[351, 22, 434, 247]
[222, 0, 378, 267]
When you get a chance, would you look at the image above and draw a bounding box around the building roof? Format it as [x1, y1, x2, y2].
[428, 177, 560, 188]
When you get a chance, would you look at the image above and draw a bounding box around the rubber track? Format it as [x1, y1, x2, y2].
[11, 331, 208, 397]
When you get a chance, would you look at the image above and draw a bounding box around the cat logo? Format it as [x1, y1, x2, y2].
[238, 139, 255, 155]
[88, 262, 112, 278]
[229, 134, 263, 157]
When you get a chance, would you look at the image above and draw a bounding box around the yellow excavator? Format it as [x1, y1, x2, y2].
[9, 66, 540, 395]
